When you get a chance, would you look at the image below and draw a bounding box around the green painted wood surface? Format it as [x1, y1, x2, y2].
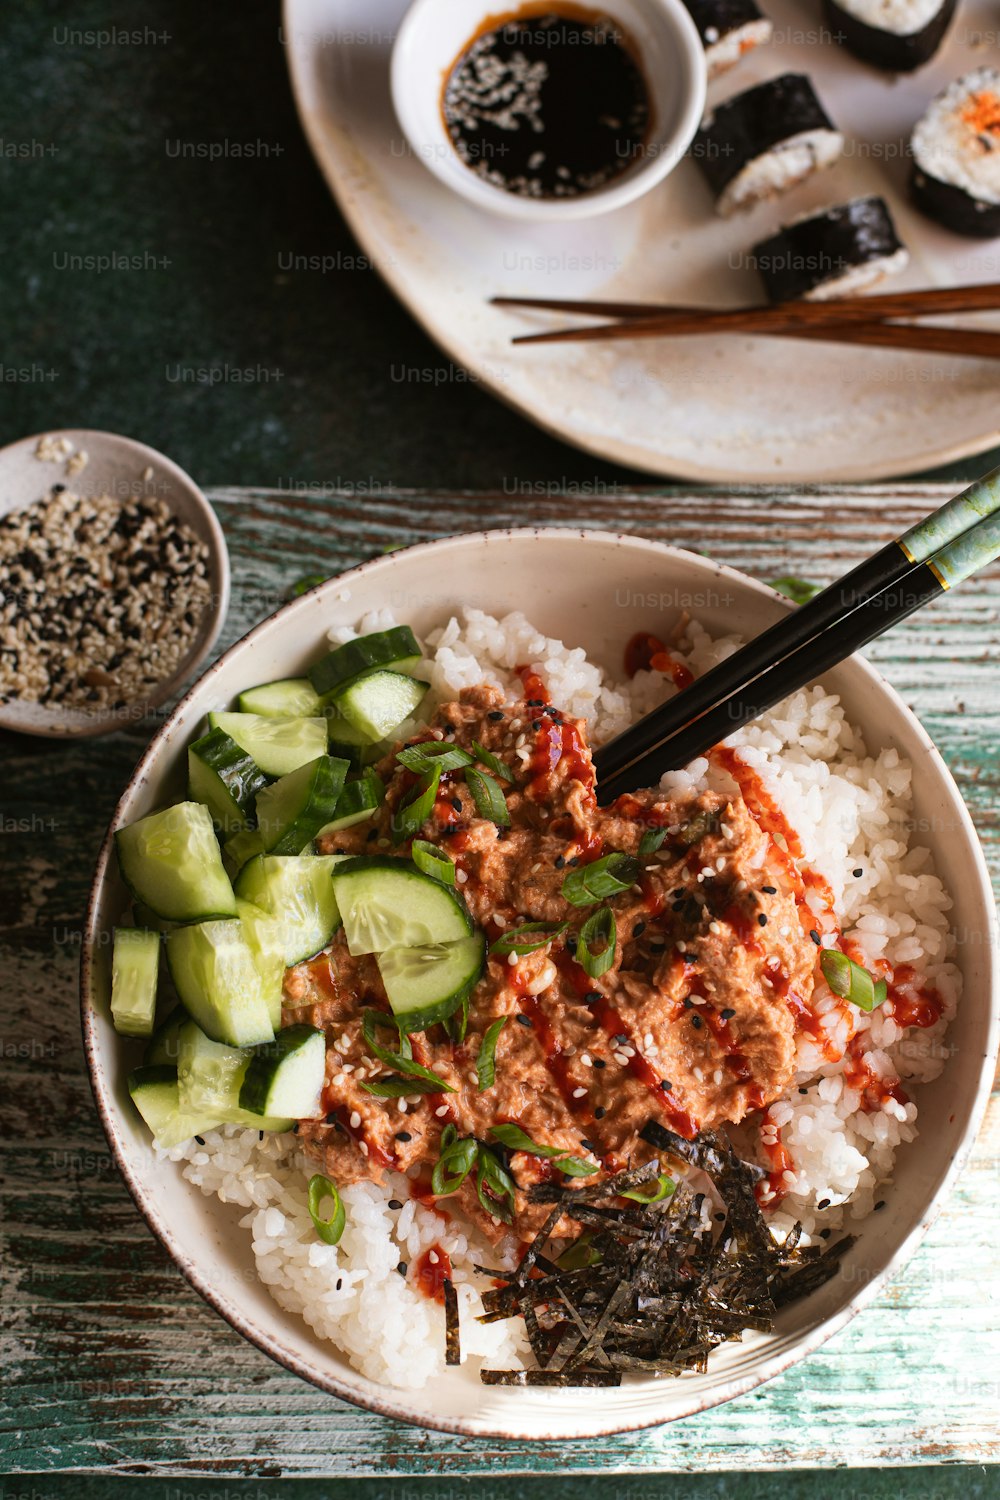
[2, 484, 998, 1481]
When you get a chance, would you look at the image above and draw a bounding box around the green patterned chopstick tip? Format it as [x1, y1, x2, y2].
[899, 465, 1000, 566]
[925, 506, 1000, 590]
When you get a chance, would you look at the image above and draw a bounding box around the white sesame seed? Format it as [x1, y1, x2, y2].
[341, 1062, 354, 1074]
[643, 1032, 653, 1049]
[716, 856, 726, 871]
[709, 921, 721, 935]
[494, 913, 507, 928]
[693, 1066, 705, 1082]
[333, 1073, 346, 1087]
[581, 1053, 592, 1067]
[713, 1069, 723, 1084]
[359, 1142, 369, 1157]
[645, 864, 658, 872]
[507, 952, 518, 967]
[572, 1087, 588, 1099]
[614, 1052, 629, 1066]
[530, 862, 541, 874]
[435, 1105, 449, 1118]
[721, 824, 733, 839]
[781, 1169, 796, 1184]
[563, 1043, 576, 1056]
[397, 1099, 408, 1113]
[456, 869, 468, 885]
[429, 1250, 439, 1264]
[735, 879, 748, 893]
[349, 1111, 361, 1130]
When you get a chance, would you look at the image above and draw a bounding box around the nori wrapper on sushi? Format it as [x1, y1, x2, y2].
[753, 196, 907, 302]
[694, 73, 838, 200]
[823, 0, 956, 73]
[910, 70, 1000, 237]
[682, 0, 772, 74]
[911, 167, 1000, 239]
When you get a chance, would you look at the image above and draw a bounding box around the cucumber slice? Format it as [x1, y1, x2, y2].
[177, 1019, 249, 1115]
[316, 770, 384, 837]
[222, 827, 268, 880]
[330, 855, 472, 955]
[239, 1024, 326, 1119]
[328, 671, 429, 744]
[132, 903, 175, 934]
[234, 854, 345, 966]
[236, 898, 287, 1029]
[166, 920, 275, 1048]
[110, 928, 161, 1038]
[115, 801, 237, 924]
[378, 933, 486, 1031]
[208, 712, 328, 779]
[238, 677, 323, 717]
[187, 728, 268, 835]
[127, 1065, 222, 1149]
[309, 626, 422, 698]
[144, 1004, 188, 1065]
[254, 755, 349, 855]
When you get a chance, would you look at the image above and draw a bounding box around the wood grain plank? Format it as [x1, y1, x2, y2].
[2, 485, 997, 1480]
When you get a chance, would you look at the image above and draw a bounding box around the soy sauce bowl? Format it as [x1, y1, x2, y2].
[390, 0, 707, 221]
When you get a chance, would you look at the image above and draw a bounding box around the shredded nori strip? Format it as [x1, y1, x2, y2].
[475, 1127, 857, 1386]
[443, 1278, 461, 1367]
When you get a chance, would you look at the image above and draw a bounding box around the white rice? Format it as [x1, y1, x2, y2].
[163, 606, 959, 1387]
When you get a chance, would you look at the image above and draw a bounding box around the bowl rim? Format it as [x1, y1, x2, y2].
[0, 426, 230, 740]
[80, 525, 999, 1439]
[389, 0, 708, 222]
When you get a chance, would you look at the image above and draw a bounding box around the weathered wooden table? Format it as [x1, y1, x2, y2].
[3, 484, 998, 1485]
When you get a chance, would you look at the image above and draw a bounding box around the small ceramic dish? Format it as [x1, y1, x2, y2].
[81, 528, 998, 1439]
[390, 0, 707, 221]
[0, 429, 230, 739]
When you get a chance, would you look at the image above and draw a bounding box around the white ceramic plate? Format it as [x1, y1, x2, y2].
[284, 0, 1000, 483]
[0, 429, 229, 739]
[82, 528, 998, 1438]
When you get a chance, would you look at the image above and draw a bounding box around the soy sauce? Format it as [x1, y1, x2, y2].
[442, 5, 651, 200]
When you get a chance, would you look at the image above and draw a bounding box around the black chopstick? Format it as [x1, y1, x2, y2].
[594, 468, 1000, 787]
[594, 473, 1000, 802]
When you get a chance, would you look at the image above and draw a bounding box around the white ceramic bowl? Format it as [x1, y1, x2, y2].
[390, 0, 706, 221]
[0, 429, 229, 739]
[81, 529, 998, 1439]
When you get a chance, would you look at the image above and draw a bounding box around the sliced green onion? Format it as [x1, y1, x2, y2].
[489, 920, 569, 957]
[555, 1155, 599, 1177]
[307, 1173, 346, 1245]
[445, 988, 470, 1045]
[769, 576, 822, 605]
[820, 949, 886, 1012]
[675, 809, 720, 847]
[489, 1123, 563, 1158]
[362, 1009, 455, 1091]
[465, 767, 510, 827]
[476, 1147, 515, 1224]
[412, 838, 456, 886]
[476, 1016, 507, 1091]
[577, 907, 617, 979]
[392, 765, 441, 845]
[396, 742, 474, 775]
[561, 852, 640, 907]
[638, 827, 667, 856]
[620, 1173, 675, 1204]
[360, 1074, 442, 1097]
[431, 1130, 479, 1196]
[471, 740, 512, 782]
[557, 1234, 602, 1270]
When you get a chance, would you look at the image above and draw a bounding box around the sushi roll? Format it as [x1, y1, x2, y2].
[910, 70, 1000, 237]
[823, 0, 956, 73]
[681, 0, 773, 79]
[693, 74, 843, 216]
[752, 197, 909, 302]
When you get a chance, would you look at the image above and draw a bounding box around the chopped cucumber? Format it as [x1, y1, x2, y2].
[378, 933, 486, 1031]
[239, 1024, 326, 1120]
[132, 903, 175, 934]
[208, 712, 328, 778]
[236, 898, 287, 1029]
[115, 801, 237, 924]
[127, 1065, 222, 1149]
[144, 1004, 188, 1066]
[254, 755, 349, 855]
[309, 626, 422, 698]
[238, 677, 323, 717]
[316, 770, 384, 837]
[327, 671, 429, 744]
[187, 728, 268, 835]
[166, 920, 275, 1048]
[177, 1019, 249, 1115]
[330, 855, 472, 955]
[234, 854, 345, 966]
[110, 928, 160, 1037]
[223, 827, 267, 880]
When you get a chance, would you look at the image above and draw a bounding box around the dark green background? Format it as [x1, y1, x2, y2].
[2, 2, 994, 1495]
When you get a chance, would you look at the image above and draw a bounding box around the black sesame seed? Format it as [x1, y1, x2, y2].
[531, 720, 542, 731]
[798, 1087, 808, 1095]
[388, 1199, 403, 1210]
[593, 1058, 606, 1069]
[613, 1033, 628, 1044]
[397, 1262, 408, 1276]
[367, 827, 379, 842]
[757, 913, 768, 926]
[515, 1014, 533, 1029]
[659, 1080, 672, 1092]
[671, 888, 685, 899]
[580, 1140, 596, 1153]
[594, 1105, 606, 1119]
[761, 885, 777, 895]
[336, 1278, 343, 1291]
[569, 856, 580, 867]
[853, 868, 863, 878]
[566, 936, 577, 954]
[632, 921, 646, 937]
[691, 1015, 702, 1029]
[395, 1131, 413, 1142]
[450, 797, 462, 813]
[527, 698, 544, 708]
[810, 930, 821, 945]
[194, 1135, 205, 1145]
[584, 990, 602, 1004]
[874, 1200, 886, 1211]
[682, 998, 694, 1010]
[488, 710, 504, 721]
[720, 1008, 735, 1020]
[714, 1211, 726, 1222]
[819, 1228, 832, 1240]
[554, 855, 566, 870]
[816, 1197, 831, 1210]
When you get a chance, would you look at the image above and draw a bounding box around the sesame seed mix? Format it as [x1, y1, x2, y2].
[0, 482, 211, 710]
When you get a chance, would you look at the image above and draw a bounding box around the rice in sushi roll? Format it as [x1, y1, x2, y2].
[694, 74, 844, 216]
[681, 0, 773, 79]
[823, 0, 956, 73]
[911, 70, 1000, 237]
[752, 197, 909, 302]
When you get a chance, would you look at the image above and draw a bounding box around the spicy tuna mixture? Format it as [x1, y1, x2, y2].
[288, 678, 818, 1241]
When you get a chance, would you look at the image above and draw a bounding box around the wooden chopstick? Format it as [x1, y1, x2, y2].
[492, 281, 1000, 324]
